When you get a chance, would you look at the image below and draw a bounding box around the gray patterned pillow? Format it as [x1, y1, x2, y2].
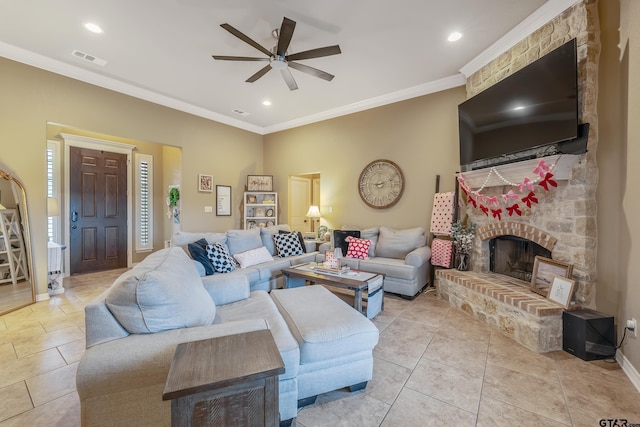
[273, 232, 304, 257]
[206, 242, 236, 273]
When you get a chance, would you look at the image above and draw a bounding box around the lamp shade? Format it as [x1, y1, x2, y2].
[47, 197, 59, 217]
[305, 205, 321, 218]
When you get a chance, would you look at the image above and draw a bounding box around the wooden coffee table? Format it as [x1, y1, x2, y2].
[281, 263, 383, 316]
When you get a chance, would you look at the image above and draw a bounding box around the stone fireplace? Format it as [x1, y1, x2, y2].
[435, 1, 600, 353]
[490, 235, 551, 282]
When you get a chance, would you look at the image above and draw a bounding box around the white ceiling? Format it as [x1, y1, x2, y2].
[0, 0, 578, 134]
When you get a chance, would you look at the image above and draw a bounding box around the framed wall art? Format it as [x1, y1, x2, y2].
[247, 175, 273, 192]
[198, 174, 213, 192]
[216, 185, 231, 216]
[530, 256, 573, 297]
[547, 276, 576, 309]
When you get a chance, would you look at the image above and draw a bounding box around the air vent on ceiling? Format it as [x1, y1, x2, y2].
[71, 50, 107, 66]
[232, 109, 250, 116]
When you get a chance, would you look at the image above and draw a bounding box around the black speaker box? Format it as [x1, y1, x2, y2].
[563, 309, 616, 361]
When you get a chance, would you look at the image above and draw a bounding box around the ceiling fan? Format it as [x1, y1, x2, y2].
[212, 17, 341, 91]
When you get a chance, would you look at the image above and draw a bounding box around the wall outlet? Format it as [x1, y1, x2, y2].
[204, 206, 213, 213]
[627, 318, 638, 338]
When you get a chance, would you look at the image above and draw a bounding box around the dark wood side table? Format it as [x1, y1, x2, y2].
[162, 330, 285, 427]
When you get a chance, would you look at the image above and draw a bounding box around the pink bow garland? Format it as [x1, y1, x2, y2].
[502, 190, 519, 204]
[480, 204, 489, 216]
[486, 196, 499, 207]
[467, 195, 477, 208]
[518, 177, 534, 193]
[533, 159, 550, 178]
[506, 203, 522, 216]
[521, 191, 539, 208]
[539, 173, 557, 191]
[491, 209, 502, 220]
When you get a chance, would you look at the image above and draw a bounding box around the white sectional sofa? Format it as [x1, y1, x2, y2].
[76, 247, 379, 426]
[318, 226, 432, 298]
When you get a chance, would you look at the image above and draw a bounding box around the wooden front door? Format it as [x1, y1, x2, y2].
[69, 146, 127, 274]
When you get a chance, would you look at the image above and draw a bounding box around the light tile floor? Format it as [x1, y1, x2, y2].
[0, 269, 639, 426]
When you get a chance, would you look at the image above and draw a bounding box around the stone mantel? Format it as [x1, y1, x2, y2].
[458, 154, 580, 189]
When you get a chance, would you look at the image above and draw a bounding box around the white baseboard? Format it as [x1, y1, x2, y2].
[36, 292, 51, 302]
[616, 349, 640, 393]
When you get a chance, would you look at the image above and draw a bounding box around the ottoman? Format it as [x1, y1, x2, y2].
[270, 285, 379, 405]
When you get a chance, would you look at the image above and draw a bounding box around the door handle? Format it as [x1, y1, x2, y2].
[71, 211, 78, 222]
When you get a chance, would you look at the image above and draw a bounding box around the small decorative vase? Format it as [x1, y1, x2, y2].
[457, 253, 469, 271]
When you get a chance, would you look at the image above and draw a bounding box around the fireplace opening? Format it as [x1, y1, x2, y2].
[490, 236, 552, 282]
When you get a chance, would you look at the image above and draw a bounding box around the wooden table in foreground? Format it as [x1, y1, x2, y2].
[162, 330, 285, 427]
[281, 263, 384, 317]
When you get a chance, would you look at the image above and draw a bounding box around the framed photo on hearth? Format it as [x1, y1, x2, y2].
[547, 276, 576, 309]
[247, 175, 273, 192]
[530, 256, 573, 297]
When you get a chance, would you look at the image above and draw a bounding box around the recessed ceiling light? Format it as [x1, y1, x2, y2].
[262, 100, 272, 106]
[84, 23, 103, 34]
[448, 32, 463, 42]
[513, 105, 526, 111]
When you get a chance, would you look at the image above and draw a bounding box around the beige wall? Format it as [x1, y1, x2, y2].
[0, 56, 262, 297]
[264, 87, 466, 232]
[602, 0, 640, 372]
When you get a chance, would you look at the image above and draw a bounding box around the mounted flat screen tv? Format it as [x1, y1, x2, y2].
[458, 38, 579, 170]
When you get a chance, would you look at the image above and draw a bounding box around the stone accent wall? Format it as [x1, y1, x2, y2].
[461, 1, 600, 307]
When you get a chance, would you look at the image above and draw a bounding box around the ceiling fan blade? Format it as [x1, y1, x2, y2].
[220, 23, 273, 57]
[246, 64, 272, 83]
[286, 45, 341, 61]
[288, 62, 335, 81]
[280, 68, 298, 91]
[212, 55, 269, 61]
[276, 17, 296, 57]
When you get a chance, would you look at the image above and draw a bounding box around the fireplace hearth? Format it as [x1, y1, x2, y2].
[490, 236, 552, 282]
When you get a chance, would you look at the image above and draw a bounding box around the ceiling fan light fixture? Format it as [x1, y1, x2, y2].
[269, 57, 288, 70]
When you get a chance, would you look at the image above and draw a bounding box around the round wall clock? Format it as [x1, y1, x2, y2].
[358, 159, 405, 209]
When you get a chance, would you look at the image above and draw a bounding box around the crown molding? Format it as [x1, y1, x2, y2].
[262, 73, 466, 134]
[459, 0, 582, 78]
[0, 41, 263, 134]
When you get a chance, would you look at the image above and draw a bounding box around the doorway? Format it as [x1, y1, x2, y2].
[63, 134, 135, 275]
[288, 173, 320, 232]
[69, 146, 128, 274]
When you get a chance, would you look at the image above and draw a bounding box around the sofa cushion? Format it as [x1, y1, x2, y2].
[187, 238, 215, 275]
[345, 236, 371, 260]
[201, 274, 251, 306]
[226, 228, 263, 256]
[105, 247, 216, 334]
[342, 226, 378, 258]
[273, 232, 304, 257]
[171, 231, 227, 251]
[233, 246, 273, 269]
[260, 224, 292, 255]
[207, 242, 236, 273]
[375, 226, 426, 259]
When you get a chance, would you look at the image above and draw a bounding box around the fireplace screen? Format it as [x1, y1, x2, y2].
[490, 236, 551, 282]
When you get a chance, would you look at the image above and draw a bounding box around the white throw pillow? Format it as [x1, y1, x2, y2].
[233, 246, 274, 268]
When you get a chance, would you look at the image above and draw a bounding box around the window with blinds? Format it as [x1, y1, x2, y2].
[135, 153, 153, 251]
[46, 141, 60, 243]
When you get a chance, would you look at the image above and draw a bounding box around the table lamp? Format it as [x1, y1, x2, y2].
[305, 205, 321, 233]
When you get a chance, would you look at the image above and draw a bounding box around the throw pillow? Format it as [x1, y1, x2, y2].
[105, 247, 216, 334]
[278, 230, 307, 253]
[206, 242, 236, 273]
[375, 226, 427, 259]
[233, 246, 274, 268]
[345, 236, 372, 259]
[260, 224, 292, 255]
[333, 230, 361, 257]
[273, 232, 304, 257]
[187, 238, 215, 275]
